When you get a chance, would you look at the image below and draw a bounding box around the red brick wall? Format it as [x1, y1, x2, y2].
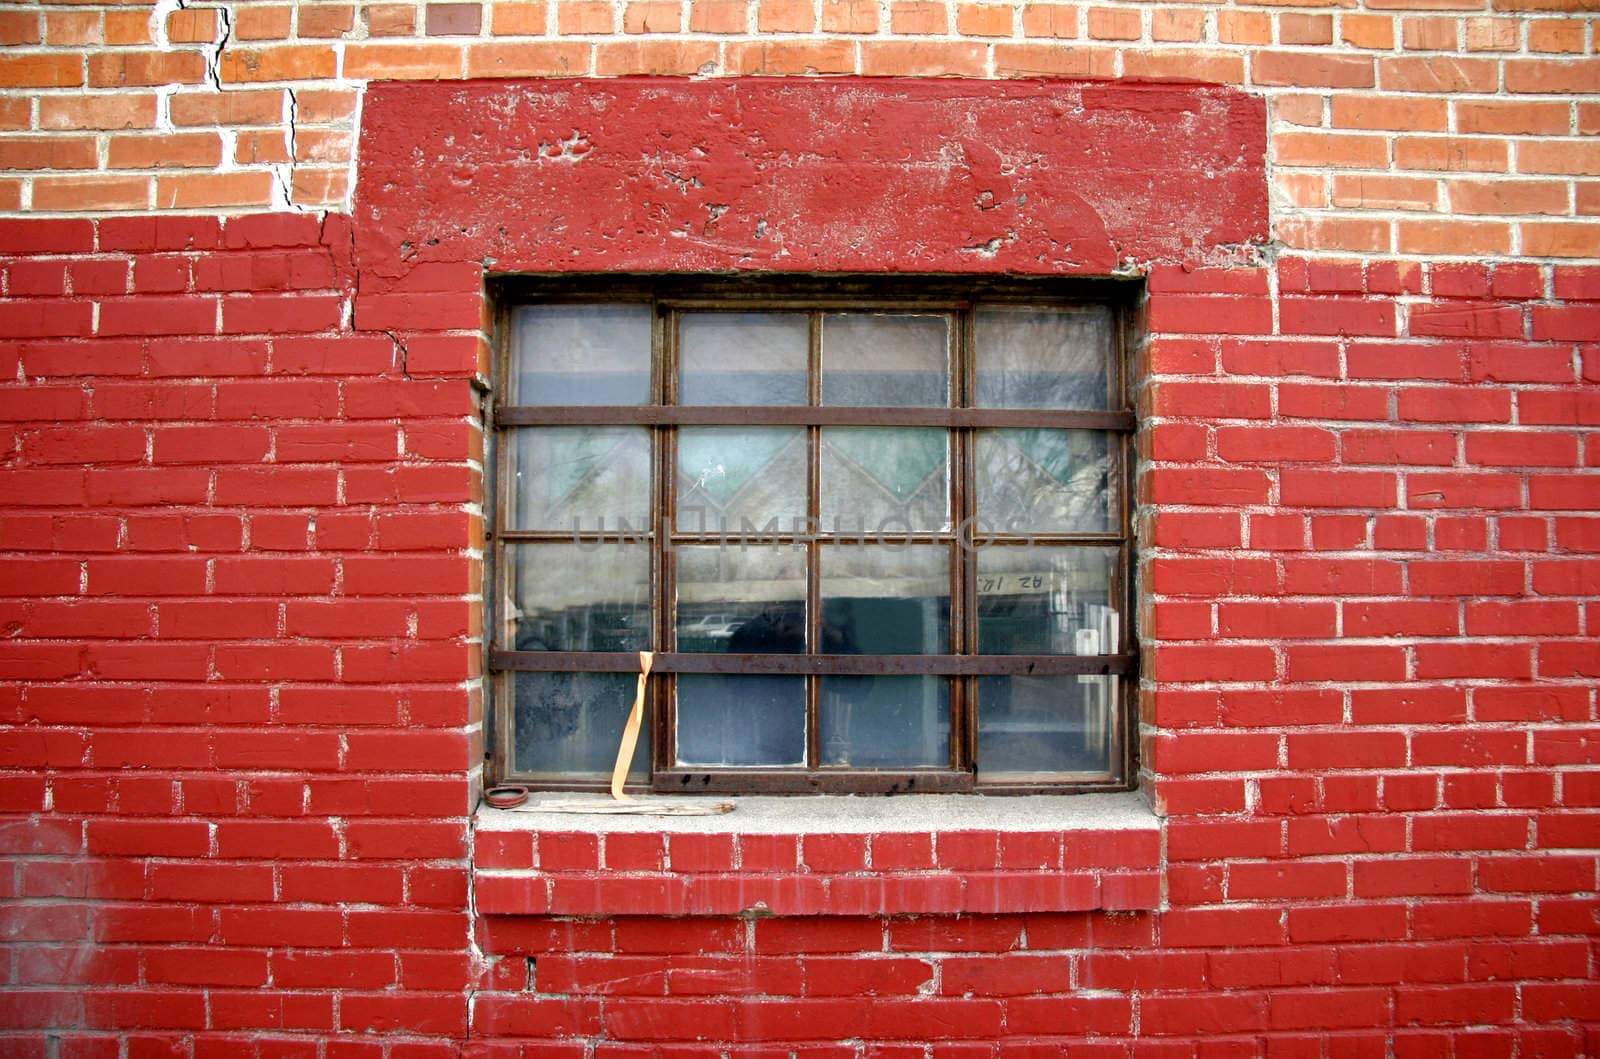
[2, 4, 1598, 1052]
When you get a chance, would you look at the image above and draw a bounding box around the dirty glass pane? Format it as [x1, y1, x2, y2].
[974, 429, 1112, 535]
[677, 427, 806, 534]
[676, 675, 805, 767]
[820, 676, 949, 769]
[977, 675, 1118, 781]
[505, 542, 651, 653]
[680, 313, 809, 406]
[510, 304, 652, 405]
[675, 544, 806, 652]
[976, 547, 1117, 656]
[509, 427, 651, 533]
[821, 313, 949, 407]
[974, 306, 1115, 410]
[820, 428, 950, 535]
[819, 544, 949, 655]
[512, 672, 651, 780]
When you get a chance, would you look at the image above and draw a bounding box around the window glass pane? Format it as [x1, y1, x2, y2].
[675, 544, 806, 653]
[505, 542, 651, 652]
[977, 675, 1118, 782]
[820, 428, 950, 535]
[974, 429, 1113, 535]
[974, 307, 1114, 410]
[511, 672, 650, 779]
[508, 427, 651, 533]
[678, 427, 806, 534]
[820, 544, 949, 655]
[821, 313, 949, 407]
[511, 304, 652, 405]
[977, 547, 1117, 655]
[680, 312, 808, 405]
[821, 676, 949, 769]
[676, 675, 805, 767]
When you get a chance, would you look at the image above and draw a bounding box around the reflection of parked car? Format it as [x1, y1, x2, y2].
[683, 613, 740, 640]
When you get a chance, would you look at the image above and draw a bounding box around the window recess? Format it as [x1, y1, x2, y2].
[488, 276, 1138, 795]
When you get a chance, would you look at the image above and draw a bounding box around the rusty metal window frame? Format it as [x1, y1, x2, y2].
[487, 275, 1140, 795]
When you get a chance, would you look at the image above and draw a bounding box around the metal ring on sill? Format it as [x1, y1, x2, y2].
[484, 785, 529, 810]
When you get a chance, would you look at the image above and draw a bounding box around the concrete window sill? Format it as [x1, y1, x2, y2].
[472, 792, 1162, 917]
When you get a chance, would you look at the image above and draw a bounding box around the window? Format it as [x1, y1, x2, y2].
[487, 277, 1136, 794]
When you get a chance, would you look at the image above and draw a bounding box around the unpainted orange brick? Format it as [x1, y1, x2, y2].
[295, 89, 360, 123]
[492, 3, 549, 34]
[0, 10, 41, 44]
[0, 136, 98, 171]
[1367, 0, 1482, 11]
[594, 40, 719, 74]
[1397, 219, 1512, 256]
[0, 98, 28, 130]
[1456, 100, 1572, 135]
[1505, 58, 1600, 94]
[167, 8, 221, 43]
[727, 40, 856, 73]
[156, 171, 277, 210]
[0, 180, 25, 211]
[1274, 131, 1391, 169]
[1447, 178, 1571, 216]
[0, 54, 87, 89]
[234, 129, 293, 165]
[1528, 18, 1585, 51]
[1380, 56, 1498, 92]
[1580, 104, 1600, 136]
[1253, 51, 1375, 88]
[1151, 9, 1204, 42]
[1020, 3, 1078, 38]
[426, 3, 484, 35]
[104, 10, 154, 45]
[291, 168, 350, 209]
[1332, 173, 1441, 210]
[466, 41, 590, 75]
[865, 40, 987, 75]
[299, 4, 357, 37]
[1276, 172, 1329, 209]
[1331, 94, 1449, 131]
[690, 0, 749, 32]
[1395, 135, 1510, 173]
[365, 4, 418, 35]
[40, 93, 158, 131]
[625, 1, 682, 32]
[1277, 216, 1393, 255]
[558, 2, 616, 33]
[823, 0, 878, 33]
[92, 50, 210, 88]
[1124, 49, 1245, 83]
[958, 4, 1016, 37]
[1402, 16, 1459, 49]
[1087, 6, 1140, 39]
[1279, 13, 1333, 43]
[293, 130, 355, 164]
[758, 0, 816, 32]
[1273, 93, 1326, 127]
[1219, 10, 1271, 43]
[891, 2, 949, 34]
[1522, 221, 1600, 258]
[170, 89, 286, 127]
[33, 175, 151, 212]
[992, 42, 1114, 76]
[218, 46, 337, 83]
[109, 132, 224, 169]
[1341, 14, 1395, 48]
[343, 42, 466, 79]
[234, 5, 293, 39]
[1574, 183, 1600, 216]
[44, 11, 100, 46]
[1518, 140, 1600, 177]
[1464, 16, 1518, 49]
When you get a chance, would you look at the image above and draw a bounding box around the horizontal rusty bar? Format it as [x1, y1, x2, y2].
[489, 650, 1136, 676]
[496, 405, 1135, 431]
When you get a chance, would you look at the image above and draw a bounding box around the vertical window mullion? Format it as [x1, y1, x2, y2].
[805, 309, 823, 771]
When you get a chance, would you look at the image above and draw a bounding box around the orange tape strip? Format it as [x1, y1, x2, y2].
[610, 651, 653, 801]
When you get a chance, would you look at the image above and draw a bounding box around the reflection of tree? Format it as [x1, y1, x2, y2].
[978, 430, 1109, 533]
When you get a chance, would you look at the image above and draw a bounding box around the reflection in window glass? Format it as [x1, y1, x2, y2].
[974, 307, 1114, 411]
[821, 313, 949, 407]
[509, 427, 651, 533]
[821, 675, 949, 769]
[513, 672, 651, 779]
[506, 542, 651, 653]
[675, 544, 806, 653]
[976, 546, 1116, 656]
[820, 428, 950, 535]
[677, 675, 806, 766]
[678, 427, 807, 534]
[974, 429, 1112, 535]
[511, 304, 652, 405]
[977, 675, 1117, 781]
[680, 313, 808, 405]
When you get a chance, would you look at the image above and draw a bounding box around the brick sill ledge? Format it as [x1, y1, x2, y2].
[473, 792, 1162, 916]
